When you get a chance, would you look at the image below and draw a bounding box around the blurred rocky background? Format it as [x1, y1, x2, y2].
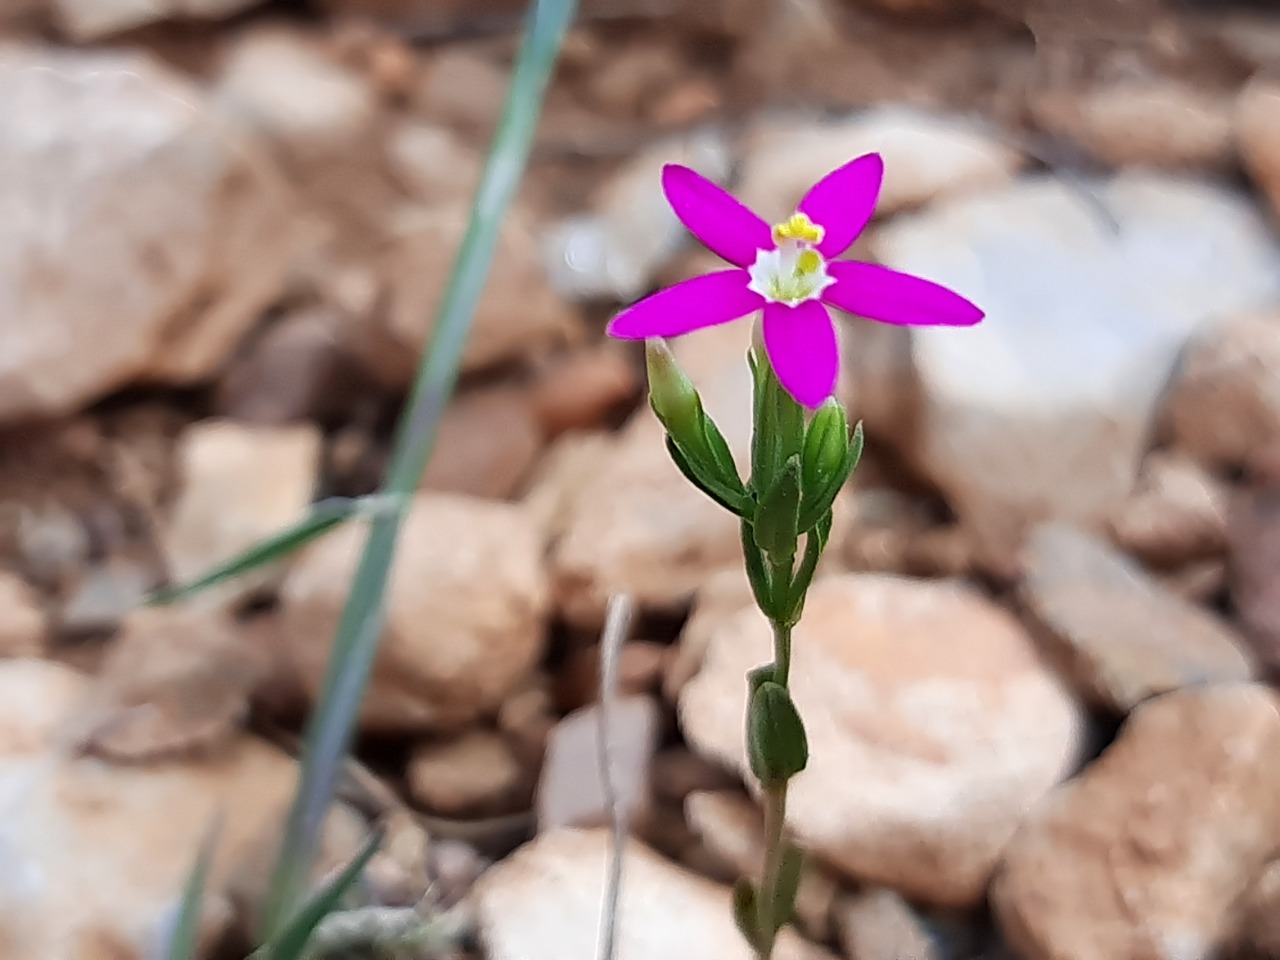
[3, 0, 1280, 957]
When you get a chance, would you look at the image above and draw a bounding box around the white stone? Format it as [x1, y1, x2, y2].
[0, 44, 296, 422]
[868, 172, 1280, 565]
[51, 0, 264, 40]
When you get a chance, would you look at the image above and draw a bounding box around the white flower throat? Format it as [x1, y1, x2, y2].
[747, 212, 835, 307]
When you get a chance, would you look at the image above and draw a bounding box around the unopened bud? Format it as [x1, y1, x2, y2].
[645, 338, 701, 438]
[801, 398, 849, 496]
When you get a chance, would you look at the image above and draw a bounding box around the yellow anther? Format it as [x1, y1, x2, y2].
[796, 249, 823, 275]
[771, 212, 825, 245]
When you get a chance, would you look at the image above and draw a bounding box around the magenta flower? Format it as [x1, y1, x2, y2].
[606, 153, 983, 408]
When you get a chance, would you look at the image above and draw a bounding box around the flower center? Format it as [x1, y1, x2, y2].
[748, 212, 834, 307]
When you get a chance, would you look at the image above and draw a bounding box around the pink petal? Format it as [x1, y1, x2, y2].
[607, 269, 763, 340]
[797, 153, 885, 259]
[762, 300, 838, 409]
[823, 260, 984, 327]
[662, 164, 774, 268]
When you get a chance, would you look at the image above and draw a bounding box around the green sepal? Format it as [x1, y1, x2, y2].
[665, 436, 745, 516]
[747, 681, 809, 787]
[752, 455, 802, 560]
[732, 877, 764, 953]
[750, 351, 805, 498]
[740, 518, 778, 621]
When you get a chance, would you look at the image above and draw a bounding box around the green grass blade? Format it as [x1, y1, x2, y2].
[159, 813, 223, 960]
[260, 0, 580, 937]
[253, 831, 381, 960]
[148, 497, 366, 606]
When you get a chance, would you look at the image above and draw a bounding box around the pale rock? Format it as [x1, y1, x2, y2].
[1106, 452, 1229, 567]
[56, 557, 157, 637]
[386, 120, 481, 202]
[72, 604, 268, 762]
[161, 419, 322, 608]
[0, 658, 365, 960]
[520, 430, 615, 540]
[685, 790, 839, 941]
[51, 0, 263, 40]
[386, 199, 580, 375]
[474, 828, 836, 960]
[0, 44, 295, 422]
[281, 492, 548, 731]
[868, 173, 1280, 568]
[1031, 81, 1236, 171]
[544, 129, 732, 302]
[420, 386, 544, 500]
[1162, 311, 1280, 471]
[992, 684, 1280, 960]
[738, 107, 1023, 225]
[536, 695, 659, 832]
[663, 566, 753, 703]
[528, 342, 640, 436]
[0, 572, 44, 657]
[552, 641, 668, 713]
[408, 729, 524, 817]
[552, 322, 851, 629]
[1019, 523, 1254, 713]
[680, 573, 1085, 906]
[835, 888, 940, 960]
[1238, 76, 1280, 220]
[1229, 459, 1280, 672]
[413, 45, 509, 137]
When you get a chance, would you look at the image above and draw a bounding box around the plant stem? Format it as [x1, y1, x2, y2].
[755, 616, 794, 960]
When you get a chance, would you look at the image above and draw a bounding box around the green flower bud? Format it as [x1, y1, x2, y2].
[645, 338, 701, 438]
[747, 680, 809, 786]
[801, 398, 848, 496]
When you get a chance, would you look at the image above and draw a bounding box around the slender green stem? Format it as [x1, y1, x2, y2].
[260, 0, 578, 936]
[755, 616, 794, 960]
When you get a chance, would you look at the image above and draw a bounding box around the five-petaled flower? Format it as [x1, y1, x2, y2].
[605, 153, 984, 408]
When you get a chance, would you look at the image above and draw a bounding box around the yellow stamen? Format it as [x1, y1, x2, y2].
[796, 249, 823, 275]
[771, 212, 825, 245]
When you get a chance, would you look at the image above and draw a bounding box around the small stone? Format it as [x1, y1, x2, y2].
[681, 573, 1085, 906]
[162, 419, 322, 608]
[408, 730, 524, 817]
[552, 641, 669, 714]
[0, 572, 44, 657]
[1229, 464, 1280, 672]
[214, 307, 348, 426]
[663, 566, 753, 703]
[414, 46, 509, 138]
[386, 120, 481, 203]
[650, 746, 740, 804]
[738, 106, 1022, 225]
[685, 790, 839, 941]
[1030, 81, 1236, 171]
[835, 888, 940, 960]
[528, 343, 640, 436]
[0, 44, 295, 422]
[1162, 311, 1280, 471]
[868, 173, 1280, 568]
[387, 199, 579, 375]
[281, 492, 548, 731]
[536, 695, 660, 833]
[521, 430, 615, 540]
[1019, 522, 1255, 713]
[992, 683, 1280, 960]
[497, 677, 556, 767]
[56, 556, 157, 637]
[420, 387, 544, 500]
[1238, 76, 1280, 221]
[474, 828, 836, 960]
[0, 658, 362, 960]
[72, 603, 268, 762]
[543, 129, 732, 302]
[1107, 452, 1229, 567]
[50, 0, 264, 40]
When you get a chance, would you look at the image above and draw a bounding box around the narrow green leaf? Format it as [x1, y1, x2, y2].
[752, 456, 801, 560]
[261, 0, 580, 935]
[796, 420, 864, 534]
[740, 518, 776, 619]
[255, 830, 381, 960]
[665, 436, 744, 516]
[769, 843, 806, 933]
[149, 498, 364, 606]
[161, 814, 223, 960]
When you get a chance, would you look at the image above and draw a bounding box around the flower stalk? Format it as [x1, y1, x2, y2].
[646, 336, 861, 959]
